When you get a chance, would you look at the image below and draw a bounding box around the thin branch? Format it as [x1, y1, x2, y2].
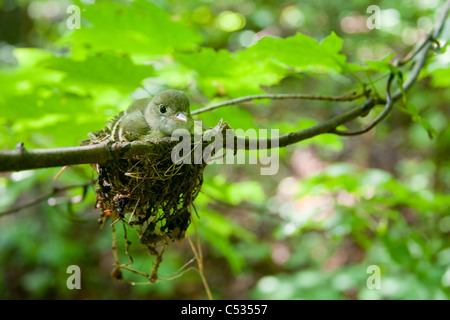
[398, 0, 448, 67]
[233, 96, 382, 149]
[331, 1, 450, 136]
[393, 0, 450, 100]
[331, 74, 395, 136]
[192, 91, 364, 115]
[0, 180, 95, 216]
[398, 34, 439, 66]
[187, 235, 213, 300]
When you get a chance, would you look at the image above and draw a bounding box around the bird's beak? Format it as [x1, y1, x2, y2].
[171, 112, 188, 123]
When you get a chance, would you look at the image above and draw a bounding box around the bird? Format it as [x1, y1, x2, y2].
[106, 89, 194, 142]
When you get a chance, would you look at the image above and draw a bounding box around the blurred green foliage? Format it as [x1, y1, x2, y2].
[0, 0, 449, 299]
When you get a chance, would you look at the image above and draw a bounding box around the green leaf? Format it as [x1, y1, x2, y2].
[61, 0, 202, 56]
[195, 106, 257, 133]
[196, 209, 256, 273]
[418, 116, 438, 139]
[1, 91, 106, 148]
[39, 53, 155, 94]
[364, 53, 395, 73]
[430, 67, 450, 87]
[227, 180, 266, 205]
[241, 31, 346, 74]
[426, 45, 450, 88]
[0, 48, 62, 99]
[395, 101, 437, 139]
[177, 32, 351, 98]
[176, 47, 287, 97]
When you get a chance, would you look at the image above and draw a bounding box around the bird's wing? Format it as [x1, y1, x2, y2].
[122, 111, 151, 141]
[106, 98, 152, 132]
[105, 111, 124, 134]
[126, 98, 152, 114]
[105, 98, 153, 141]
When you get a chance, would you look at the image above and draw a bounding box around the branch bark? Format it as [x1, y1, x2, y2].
[0, 140, 173, 171]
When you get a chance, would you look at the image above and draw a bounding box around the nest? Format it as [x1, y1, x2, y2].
[83, 121, 227, 282]
[96, 140, 205, 246]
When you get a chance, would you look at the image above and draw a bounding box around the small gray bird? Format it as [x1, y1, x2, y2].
[106, 89, 194, 142]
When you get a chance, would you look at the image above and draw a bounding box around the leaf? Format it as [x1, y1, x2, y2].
[61, 0, 202, 56]
[426, 45, 450, 88]
[389, 65, 407, 104]
[1, 91, 106, 148]
[240, 31, 346, 74]
[430, 67, 450, 87]
[175, 47, 287, 97]
[395, 101, 438, 139]
[418, 117, 438, 139]
[227, 181, 266, 205]
[196, 209, 256, 273]
[364, 53, 395, 73]
[39, 53, 155, 94]
[194, 106, 257, 133]
[0, 48, 62, 99]
[176, 32, 350, 98]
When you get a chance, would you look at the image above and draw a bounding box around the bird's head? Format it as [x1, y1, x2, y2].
[145, 89, 194, 137]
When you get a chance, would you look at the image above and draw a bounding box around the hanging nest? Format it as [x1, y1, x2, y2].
[82, 120, 229, 282]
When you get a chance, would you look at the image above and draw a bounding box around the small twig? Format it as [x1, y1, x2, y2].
[0, 180, 95, 217]
[53, 165, 69, 180]
[110, 217, 121, 227]
[398, 34, 439, 66]
[192, 91, 364, 115]
[128, 198, 140, 224]
[328, 0, 450, 136]
[393, 0, 450, 100]
[187, 212, 213, 300]
[187, 235, 213, 300]
[331, 73, 395, 136]
[111, 224, 119, 265]
[158, 258, 196, 281]
[115, 264, 153, 284]
[122, 223, 134, 267]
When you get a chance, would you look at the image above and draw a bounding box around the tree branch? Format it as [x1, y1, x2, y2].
[330, 74, 394, 136]
[0, 96, 383, 171]
[0, 0, 448, 171]
[0, 140, 177, 172]
[234, 96, 381, 149]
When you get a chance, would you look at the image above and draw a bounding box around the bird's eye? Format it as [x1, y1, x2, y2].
[159, 105, 166, 114]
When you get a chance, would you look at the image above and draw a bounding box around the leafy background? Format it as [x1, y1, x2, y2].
[0, 0, 449, 299]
